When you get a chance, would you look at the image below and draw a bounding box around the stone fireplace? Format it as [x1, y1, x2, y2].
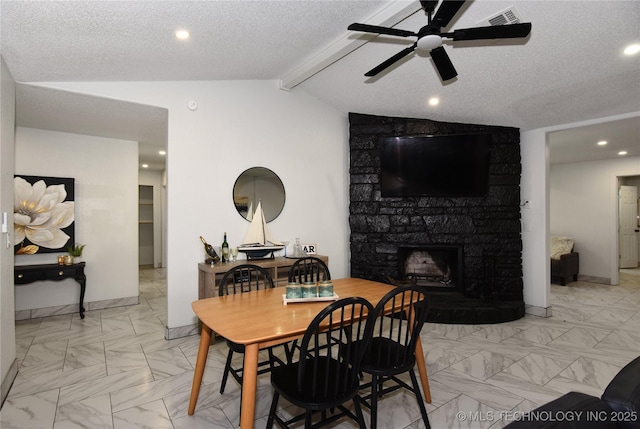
[349, 112, 525, 324]
[399, 245, 463, 292]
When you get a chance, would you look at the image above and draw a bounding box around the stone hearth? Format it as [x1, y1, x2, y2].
[349, 112, 525, 324]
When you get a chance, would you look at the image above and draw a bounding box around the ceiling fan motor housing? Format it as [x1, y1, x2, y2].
[417, 34, 443, 51]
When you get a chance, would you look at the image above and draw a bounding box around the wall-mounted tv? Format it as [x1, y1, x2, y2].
[380, 134, 491, 197]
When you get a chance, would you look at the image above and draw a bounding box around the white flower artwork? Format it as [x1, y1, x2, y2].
[14, 176, 75, 254]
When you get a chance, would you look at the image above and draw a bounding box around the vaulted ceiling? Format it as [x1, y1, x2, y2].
[1, 0, 639, 168]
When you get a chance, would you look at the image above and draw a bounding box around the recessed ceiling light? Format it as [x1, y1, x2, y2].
[158, 150, 166, 156]
[142, 164, 149, 168]
[618, 151, 628, 156]
[597, 140, 607, 146]
[623, 43, 640, 56]
[175, 30, 190, 40]
[428, 97, 440, 106]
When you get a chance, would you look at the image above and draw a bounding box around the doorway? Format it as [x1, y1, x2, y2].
[619, 179, 640, 272]
[139, 185, 154, 266]
[138, 180, 165, 268]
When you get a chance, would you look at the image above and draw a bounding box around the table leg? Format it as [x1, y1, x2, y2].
[407, 304, 431, 404]
[76, 273, 86, 319]
[188, 324, 212, 415]
[414, 337, 431, 403]
[240, 343, 259, 429]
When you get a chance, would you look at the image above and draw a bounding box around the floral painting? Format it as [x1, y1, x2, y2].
[14, 175, 75, 255]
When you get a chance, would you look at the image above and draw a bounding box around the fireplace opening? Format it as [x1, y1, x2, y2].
[399, 245, 463, 293]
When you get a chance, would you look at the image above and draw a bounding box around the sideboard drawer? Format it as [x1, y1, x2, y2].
[15, 270, 45, 284]
[45, 266, 78, 280]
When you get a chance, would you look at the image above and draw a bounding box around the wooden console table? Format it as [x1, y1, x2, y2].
[15, 262, 87, 319]
[197, 256, 329, 300]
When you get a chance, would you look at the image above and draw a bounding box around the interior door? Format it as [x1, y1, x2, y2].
[619, 185, 639, 268]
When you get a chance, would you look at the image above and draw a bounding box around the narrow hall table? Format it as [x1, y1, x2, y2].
[188, 277, 431, 428]
[14, 262, 87, 318]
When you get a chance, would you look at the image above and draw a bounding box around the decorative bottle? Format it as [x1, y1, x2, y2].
[293, 237, 303, 258]
[200, 236, 219, 263]
[221, 232, 229, 263]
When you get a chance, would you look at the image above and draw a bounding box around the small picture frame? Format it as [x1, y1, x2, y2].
[302, 244, 317, 254]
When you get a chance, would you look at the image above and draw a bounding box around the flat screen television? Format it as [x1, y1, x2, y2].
[380, 134, 491, 197]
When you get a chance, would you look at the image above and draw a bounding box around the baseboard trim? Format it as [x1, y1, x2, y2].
[165, 324, 198, 340]
[577, 274, 610, 285]
[1, 358, 18, 409]
[15, 295, 139, 320]
[525, 304, 553, 318]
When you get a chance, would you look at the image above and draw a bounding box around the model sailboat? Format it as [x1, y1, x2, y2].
[238, 201, 284, 259]
[246, 201, 253, 222]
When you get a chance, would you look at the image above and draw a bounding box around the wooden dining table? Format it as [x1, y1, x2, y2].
[188, 277, 431, 428]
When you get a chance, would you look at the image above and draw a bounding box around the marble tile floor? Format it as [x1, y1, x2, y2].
[1, 267, 639, 429]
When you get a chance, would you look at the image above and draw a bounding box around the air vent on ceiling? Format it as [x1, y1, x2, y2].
[478, 6, 523, 27]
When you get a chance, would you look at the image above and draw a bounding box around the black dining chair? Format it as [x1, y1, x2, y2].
[285, 256, 332, 362]
[218, 264, 287, 396]
[357, 285, 431, 429]
[266, 297, 374, 429]
[288, 256, 331, 283]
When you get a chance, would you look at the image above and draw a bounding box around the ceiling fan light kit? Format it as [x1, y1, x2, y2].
[348, 0, 532, 81]
[416, 34, 442, 51]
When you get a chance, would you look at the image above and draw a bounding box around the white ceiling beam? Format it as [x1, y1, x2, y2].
[279, 1, 421, 91]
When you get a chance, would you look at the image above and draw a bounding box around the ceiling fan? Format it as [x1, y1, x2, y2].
[348, 0, 532, 81]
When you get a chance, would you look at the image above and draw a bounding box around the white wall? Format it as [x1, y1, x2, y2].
[14, 127, 139, 309]
[43, 80, 350, 331]
[550, 156, 640, 281]
[520, 128, 550, 311]
[0, 55, 17, 405]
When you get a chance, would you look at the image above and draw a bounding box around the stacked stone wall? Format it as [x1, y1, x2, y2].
[349, 113, 523, 301]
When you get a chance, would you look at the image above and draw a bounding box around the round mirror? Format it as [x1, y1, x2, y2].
[233, 167, 285, 223]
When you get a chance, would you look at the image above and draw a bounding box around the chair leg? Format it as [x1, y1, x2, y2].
[370, 374, 378, 429]
[375, 376, 384, 398]
[267, 347, 285, 369]
[409, 369, 431, 429]
[268, 348, 275, 370]
[266, 391, 280, 429]
[284, 340, 296, 364]
[304, 409, 313, 428]
[220, 349, 234, 394]
[353, 396, 366, 429]
[238, 384, 243, 427]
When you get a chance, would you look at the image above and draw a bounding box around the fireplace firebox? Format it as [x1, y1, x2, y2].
[399, 246, 463, 293]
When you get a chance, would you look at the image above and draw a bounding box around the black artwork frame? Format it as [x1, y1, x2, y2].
[14, 175, 75, 255]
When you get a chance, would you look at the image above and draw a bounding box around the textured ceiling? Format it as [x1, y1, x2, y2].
[1, 0, 639, 169]
[1, 0, 387, 81]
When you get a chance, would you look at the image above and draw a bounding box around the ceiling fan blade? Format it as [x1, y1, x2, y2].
[447, 23, 532, 41]
[365, 44, 417, 77]
[430, 46, 457, 81]
[431, 0, 466, 28]
[348, 23, 416, 38]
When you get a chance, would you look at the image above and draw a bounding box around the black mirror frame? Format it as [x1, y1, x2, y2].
[233, 167, 285, 223]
